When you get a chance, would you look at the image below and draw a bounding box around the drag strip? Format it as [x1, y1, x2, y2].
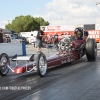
[0, 44, 100, 100]
[0, 53, 100, 100]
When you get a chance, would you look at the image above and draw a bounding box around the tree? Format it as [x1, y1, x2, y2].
[34, 17, 49, 30]
[5, 15, 49, 33]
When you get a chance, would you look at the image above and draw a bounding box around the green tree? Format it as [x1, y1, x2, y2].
[34, 17, 49, 30]
[5, 15, 49, 33]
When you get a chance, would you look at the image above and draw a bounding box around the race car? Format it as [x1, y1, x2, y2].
[0, 27, 97, 77]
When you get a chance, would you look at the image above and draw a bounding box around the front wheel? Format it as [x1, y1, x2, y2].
[36, 52, 47, 77]
[86, 39, 97, 61]
[0, 53, 10, 76]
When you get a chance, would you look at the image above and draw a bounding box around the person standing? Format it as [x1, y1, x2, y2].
[0, 28, 4, 43]
[36, 27, 45, 52]
[54, 33, 58, 49]
[33, 35, 36, 47]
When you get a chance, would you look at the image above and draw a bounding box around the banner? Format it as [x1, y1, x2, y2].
[40, 25, 76, 32]
[88, 30, 100, 42]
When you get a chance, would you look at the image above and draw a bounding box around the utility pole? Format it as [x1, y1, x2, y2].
[7, 20, 10, 24]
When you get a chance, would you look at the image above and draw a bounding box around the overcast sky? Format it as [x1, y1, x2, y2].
[0, 0, 100, 28]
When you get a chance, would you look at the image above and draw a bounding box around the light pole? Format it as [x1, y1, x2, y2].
[7, 20, 10, 24]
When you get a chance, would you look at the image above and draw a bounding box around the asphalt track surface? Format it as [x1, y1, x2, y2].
[0, 44, 100, 100]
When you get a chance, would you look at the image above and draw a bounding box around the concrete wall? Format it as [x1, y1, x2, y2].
[0, 42, 26, 57]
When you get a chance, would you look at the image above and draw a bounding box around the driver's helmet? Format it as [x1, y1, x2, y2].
[74, 27, 84, 39]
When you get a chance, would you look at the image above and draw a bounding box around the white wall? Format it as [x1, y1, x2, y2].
[0, 43, 26, 57]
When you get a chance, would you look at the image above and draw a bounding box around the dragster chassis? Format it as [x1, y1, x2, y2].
[0, 51, 80, 77]
[0, 38, 97, 77]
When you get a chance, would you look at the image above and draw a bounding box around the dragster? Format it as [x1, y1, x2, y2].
[0, 27, 97, 77]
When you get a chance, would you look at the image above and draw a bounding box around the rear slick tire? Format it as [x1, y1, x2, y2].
[86, 39, 97, 61]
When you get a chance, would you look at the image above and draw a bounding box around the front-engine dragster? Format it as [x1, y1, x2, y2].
[58, 27, 97, 59]
[0, 27, 97, 77]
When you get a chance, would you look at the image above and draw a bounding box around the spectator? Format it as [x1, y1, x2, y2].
[0, 28, 4, 43]
[63, 33, 67, 38]
[49, 34, 53, 44]
[54, 33, 58, 49]
[44, 34, 49, 44]
[36, 27, 45, 52]
[61, 33, 64, 39]
[33, 36, 36, 47]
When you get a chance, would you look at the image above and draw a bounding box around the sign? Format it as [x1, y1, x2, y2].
[88, 30, 100, 42]
[41, 26, 100, 43]
[41, 25, 76, 32]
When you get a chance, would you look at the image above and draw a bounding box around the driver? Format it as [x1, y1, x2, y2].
[73, 27, 89, 50]
[74, 27, 88, 41]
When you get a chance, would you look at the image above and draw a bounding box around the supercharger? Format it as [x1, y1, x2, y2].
[58, 35, 75, 52]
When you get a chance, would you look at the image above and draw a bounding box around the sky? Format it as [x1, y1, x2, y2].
[0, 0, 100, 28]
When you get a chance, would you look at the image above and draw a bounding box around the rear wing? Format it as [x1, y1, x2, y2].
[11, 54, 34, 61]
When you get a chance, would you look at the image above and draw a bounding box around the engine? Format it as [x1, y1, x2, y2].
[58, 35, 75, 52]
